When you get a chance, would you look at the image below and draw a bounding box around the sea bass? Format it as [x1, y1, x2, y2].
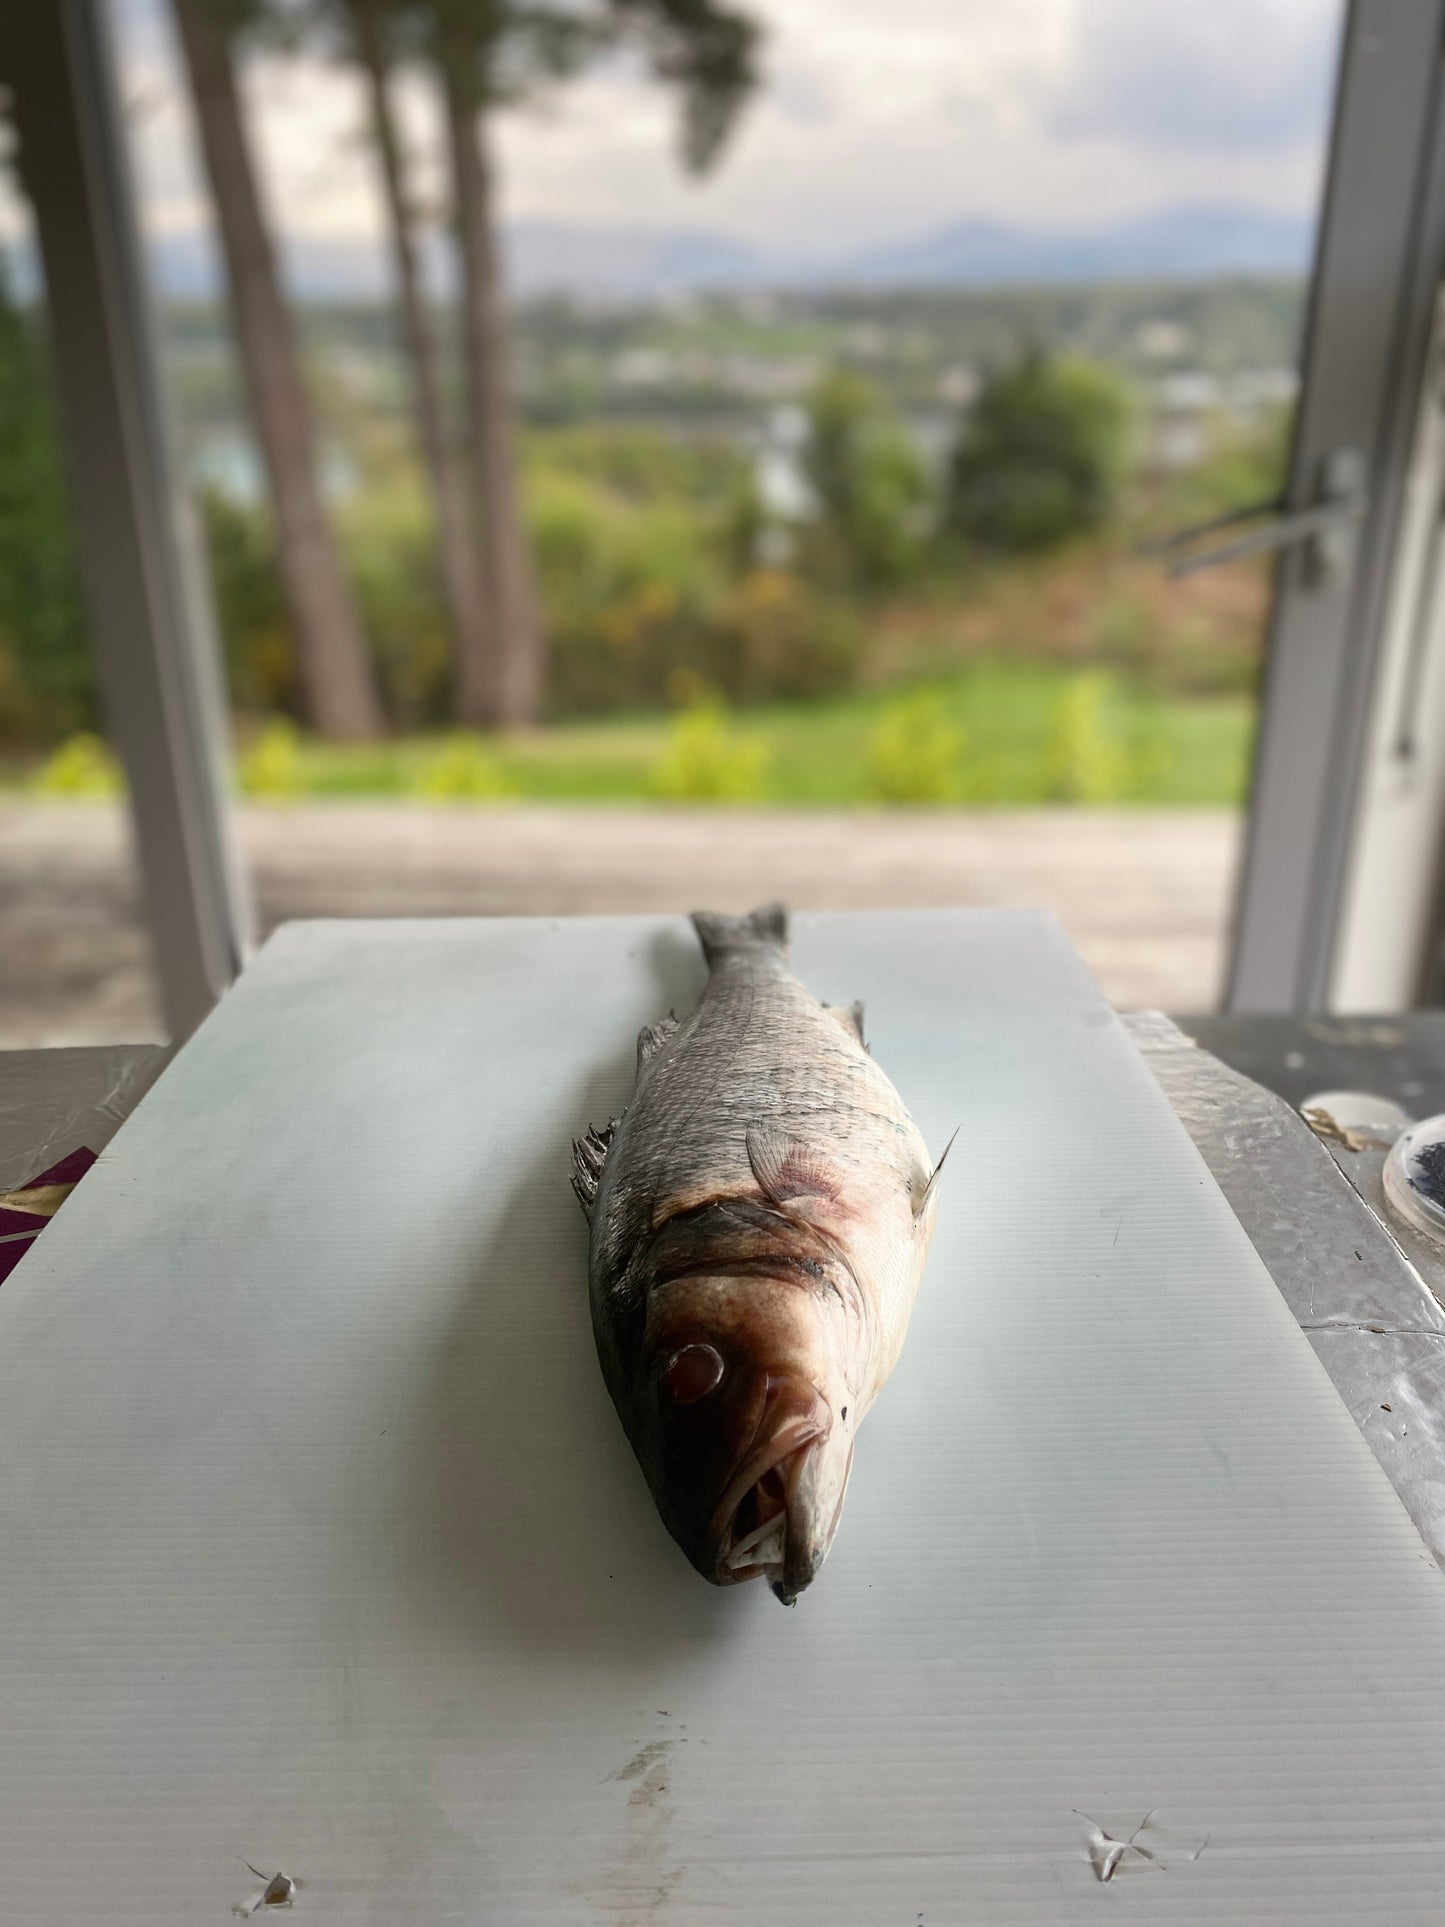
[574, 905, 947, 1604]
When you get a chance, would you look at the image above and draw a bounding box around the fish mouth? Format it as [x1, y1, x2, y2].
[704, 1377, 841, 1598]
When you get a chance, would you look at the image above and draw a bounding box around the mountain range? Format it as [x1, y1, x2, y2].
[136, 202, 1312, 304]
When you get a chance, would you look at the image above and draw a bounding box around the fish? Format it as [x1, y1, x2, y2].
[574, 905, 948, 1604]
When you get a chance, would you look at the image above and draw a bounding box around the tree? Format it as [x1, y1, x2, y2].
[943, 350, 1132, 554]
[0, 253, 92, 742]
[801, 367, 927, 591]
[441, 38, 539, 725]
[323, 1, 495, 724]
[172, 0, 384, 738]
[426, 0, 759, 724]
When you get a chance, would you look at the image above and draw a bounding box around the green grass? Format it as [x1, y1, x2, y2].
[3, 661, 1254, 808]
[274, 662, 1254, 808]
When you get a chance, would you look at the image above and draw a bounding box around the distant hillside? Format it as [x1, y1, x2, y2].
[123, 203, 1314, 303]
[832, 207, 1314, 291]
[507, 204, 1314, 297]
[507, 222, 771, 297]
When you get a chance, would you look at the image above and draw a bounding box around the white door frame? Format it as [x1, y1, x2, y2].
[0, 0, 251, 1041]
[1229, 0, 1445, 1011]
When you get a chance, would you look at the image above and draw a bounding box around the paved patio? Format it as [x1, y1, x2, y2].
[0, 802, 1242, 1044]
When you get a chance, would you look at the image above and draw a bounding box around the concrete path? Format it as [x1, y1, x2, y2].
[0, 802, 1242, 1044]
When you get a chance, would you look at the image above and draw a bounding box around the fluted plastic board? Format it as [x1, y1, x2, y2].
[4, 911, 1445, 1923]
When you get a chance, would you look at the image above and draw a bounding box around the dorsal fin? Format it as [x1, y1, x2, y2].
[571, 1118, 618, 1222]
[636, 1013, 679, 1071]
[825, 1000, 866, 1048]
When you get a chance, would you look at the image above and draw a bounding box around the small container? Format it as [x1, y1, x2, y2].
[1300, 1089, 1411, 1146]
[1384, 1113, 1445, 1249]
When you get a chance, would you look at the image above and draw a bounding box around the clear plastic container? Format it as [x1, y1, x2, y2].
[1384, 1114, 1445, 1249]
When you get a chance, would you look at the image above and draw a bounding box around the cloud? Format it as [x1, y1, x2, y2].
[478, 0, 1340, 239]
[1044, 0, 1341, 152]
[68, 0, 1341, 280]
[766, 59, 834, 129]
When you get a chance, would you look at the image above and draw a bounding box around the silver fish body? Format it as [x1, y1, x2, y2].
[575, 905, 944, 1604]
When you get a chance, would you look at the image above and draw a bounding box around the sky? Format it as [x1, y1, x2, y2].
[2, 0, 1344, 273]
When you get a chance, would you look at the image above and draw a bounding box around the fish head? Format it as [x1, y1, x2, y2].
[634, 1271, 858, 1604]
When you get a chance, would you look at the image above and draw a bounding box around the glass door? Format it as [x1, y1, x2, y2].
[2, 0, 1371, 1037]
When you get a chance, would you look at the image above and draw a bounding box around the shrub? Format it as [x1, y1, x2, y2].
[0, 258, 93, 743]
[648, 699, 766, 802]
[337, 473, 451, 727]
[531, 468, 722, 716]
[237, 717, 304, 800]
[800, 369, 929, 590]
[409, 732, 514, 802]
[201, 489, 297, 716]
[1090, 592, 1153, 677]
[532, 459, 863, 716]
[724, 568, 864, 703]
[196, 432, 866, 733]
[1045, 671, 1130, 802]
[524, 425, 750, 508]
[31, 732, 123, 797]
[208, 470, 456, 730]
[865, 693, 966, 803]
[1090, 585, 1263, 699]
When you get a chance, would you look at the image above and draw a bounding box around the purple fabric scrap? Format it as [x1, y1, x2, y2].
[26, 1146, 97, 1189]
[0, 1145, 97, 1254]
[0, 1207, 49, 1237]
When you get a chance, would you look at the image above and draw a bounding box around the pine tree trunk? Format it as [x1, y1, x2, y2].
[173, 0, 383, 739]
[443, 74, 544, 728]
[353, 13, 495, 724]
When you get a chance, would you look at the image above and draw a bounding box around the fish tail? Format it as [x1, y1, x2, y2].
[690, 903, 790, 966]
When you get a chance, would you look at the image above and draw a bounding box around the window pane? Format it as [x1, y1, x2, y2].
[68, 0, 1348, 1028]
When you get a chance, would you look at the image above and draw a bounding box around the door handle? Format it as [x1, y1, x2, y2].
[1147, 447, 1367, 585]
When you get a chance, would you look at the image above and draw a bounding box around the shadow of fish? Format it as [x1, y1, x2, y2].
[575, 905, 949, 1605]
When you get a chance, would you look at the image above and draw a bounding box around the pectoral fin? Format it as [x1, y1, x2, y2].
[746, 1126, 843, 1219]
[914, 1129, 957, 1222]
[825, 1001, 866, 1049]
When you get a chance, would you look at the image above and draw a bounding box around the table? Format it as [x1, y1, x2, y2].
[7, 917, 1445, 1921]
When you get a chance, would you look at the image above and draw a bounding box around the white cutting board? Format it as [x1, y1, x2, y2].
[4, 911, 1445, 1923]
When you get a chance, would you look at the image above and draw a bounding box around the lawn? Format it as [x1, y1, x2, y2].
[12, 660, 1256, 809]
[275, 663, 1253, 808]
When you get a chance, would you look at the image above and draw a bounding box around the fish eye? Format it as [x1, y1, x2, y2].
[659, 1343, 724, 1405]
